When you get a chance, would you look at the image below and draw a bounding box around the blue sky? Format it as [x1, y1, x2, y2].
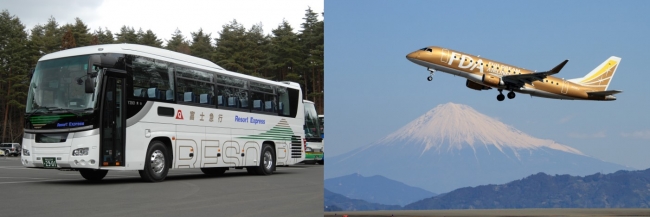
[325, 0, 650, 169]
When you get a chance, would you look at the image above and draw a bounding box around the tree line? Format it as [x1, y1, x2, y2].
[0, 8, 323, 143]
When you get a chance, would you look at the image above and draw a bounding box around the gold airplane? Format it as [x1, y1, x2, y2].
[406, 46, 622, 101]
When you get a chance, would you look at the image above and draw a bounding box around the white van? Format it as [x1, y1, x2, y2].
[0, 143, 21, 156]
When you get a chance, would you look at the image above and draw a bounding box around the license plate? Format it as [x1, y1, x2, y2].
[43, 158, 57, 168]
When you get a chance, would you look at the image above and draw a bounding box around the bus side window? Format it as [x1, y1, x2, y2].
[277, 87, 290, 116]
[131, 56, 173, 102]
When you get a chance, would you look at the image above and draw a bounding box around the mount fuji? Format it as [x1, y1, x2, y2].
[326, 103, 628, 193]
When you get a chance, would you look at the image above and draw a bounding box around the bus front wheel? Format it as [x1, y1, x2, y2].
[139, 141, 169, 182]
[79, 169, 108, 181]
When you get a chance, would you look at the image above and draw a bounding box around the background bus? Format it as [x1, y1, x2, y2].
[303, 100, 323, 164]
[318, 114, 324, 138]
[21, 44, 305, 182]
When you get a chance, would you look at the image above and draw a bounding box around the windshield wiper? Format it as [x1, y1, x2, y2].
[25, 107, 58, 119]
[49, 108, 91, 117]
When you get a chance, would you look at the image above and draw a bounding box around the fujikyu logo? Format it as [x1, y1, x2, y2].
[448, 52, 521, 75]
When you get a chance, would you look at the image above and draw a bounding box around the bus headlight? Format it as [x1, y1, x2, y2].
[72, 148, 89, 156]
[306, 147, 313, 152]
[23, 149, 30, 156]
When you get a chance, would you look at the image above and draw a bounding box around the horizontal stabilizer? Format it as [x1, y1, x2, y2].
[587, 90, 622, 96]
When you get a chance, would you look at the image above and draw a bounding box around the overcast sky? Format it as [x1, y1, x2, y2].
[1, 0, 323, 45]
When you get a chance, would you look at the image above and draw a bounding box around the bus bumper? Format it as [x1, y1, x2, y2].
[21, 130, 101, 170]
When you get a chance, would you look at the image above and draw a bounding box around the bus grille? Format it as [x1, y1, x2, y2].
[291, 136, 302, 158]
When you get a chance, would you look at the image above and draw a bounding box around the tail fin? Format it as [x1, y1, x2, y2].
[568, 56, 621, 91]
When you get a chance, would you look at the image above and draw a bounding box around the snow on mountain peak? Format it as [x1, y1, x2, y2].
[379, 102, 583, 156]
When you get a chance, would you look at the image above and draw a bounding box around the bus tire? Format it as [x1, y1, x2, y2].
[200, 167, 227, 176]
[318, 160, 324, 165]
[79, 169, 108, 181]
[253, 144, 275, 175]
[138, 141, 169, 182]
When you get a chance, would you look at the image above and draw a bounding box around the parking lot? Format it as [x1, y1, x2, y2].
[0, 156, 323, 217]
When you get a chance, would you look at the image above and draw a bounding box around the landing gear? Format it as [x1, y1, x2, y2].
[427, 68, 435, 81]
[497, 89, 505, 101]
[507, 91, 516, 99]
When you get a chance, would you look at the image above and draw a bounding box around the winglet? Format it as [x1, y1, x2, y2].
[548, 59, 569, 74]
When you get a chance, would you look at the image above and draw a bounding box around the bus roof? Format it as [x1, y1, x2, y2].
[39, 44, 300, 90]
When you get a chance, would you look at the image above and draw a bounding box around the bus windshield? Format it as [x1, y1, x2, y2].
[26, 55, 98, 114]
[304, 102, 321, 139]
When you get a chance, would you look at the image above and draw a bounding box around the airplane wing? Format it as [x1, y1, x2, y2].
[501, 59, 569, 89]
[587, 90, 623, 96]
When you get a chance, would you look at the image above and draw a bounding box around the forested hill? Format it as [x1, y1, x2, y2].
[405, 169, 650, 210]
[0, 8, 323, 143]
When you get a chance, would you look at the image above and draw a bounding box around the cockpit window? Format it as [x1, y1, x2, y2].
[426, 48, 432, 52]
[419, 48, 433, 52]
[420, 48, 428, 51]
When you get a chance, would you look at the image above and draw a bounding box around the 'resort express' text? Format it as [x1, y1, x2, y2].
[235, 115, 266, 125]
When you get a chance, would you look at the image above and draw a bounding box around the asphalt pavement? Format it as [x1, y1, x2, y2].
[0, 156, 323, 217]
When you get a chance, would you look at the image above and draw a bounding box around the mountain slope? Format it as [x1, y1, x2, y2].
[324, 188, 402, 211]
[405, 169, 650, 209]
[326, 102, 628, 193]
[325, 173, 436, 206]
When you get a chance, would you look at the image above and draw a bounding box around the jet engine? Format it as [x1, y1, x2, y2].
[466, 79, 491, 91]
[482, 74, 504, 87]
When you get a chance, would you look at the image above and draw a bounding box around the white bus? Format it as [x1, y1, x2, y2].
[22, 44, 305, 182]
[302, 100, 323, 164]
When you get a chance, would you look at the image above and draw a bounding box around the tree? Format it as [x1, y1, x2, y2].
[115, 25, 138, 43]
[299, 7, 324, 110]
[0, 10, 30, 142]
[94, 27, 115, 44]
[214, 20, 248, 73]
[40, 17, 63, 55]
[243, 23, 272, 78]
[69, 17, 92, 47]
[269, 20, 301, 82]
[138, 29, 163, 47]
[189, 28, 214, 60]
[61, 27, 77, 49]
[166, 28, 184, 50]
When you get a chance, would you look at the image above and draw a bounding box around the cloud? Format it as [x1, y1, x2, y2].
[621, 130, 650, 140]
[568, 131, 606, 139]
[558, 115, 574, 124]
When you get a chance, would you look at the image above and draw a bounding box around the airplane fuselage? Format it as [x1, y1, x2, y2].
[406, 46, 618, 101]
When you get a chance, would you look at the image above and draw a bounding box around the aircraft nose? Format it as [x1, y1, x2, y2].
[406, 51, 419, 60]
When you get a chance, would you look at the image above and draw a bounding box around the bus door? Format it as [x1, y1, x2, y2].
[100, 74, 126, 167]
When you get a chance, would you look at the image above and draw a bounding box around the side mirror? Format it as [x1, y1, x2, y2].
[85, 77, 94, 93]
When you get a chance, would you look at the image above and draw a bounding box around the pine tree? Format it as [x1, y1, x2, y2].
[115, 25, 138, 43]
[39, 16, 62, 54]
[299, 7, 324, 108]
[189, 28, 214, 61]
[61, 27, 77, 49]
[269, 20, 301, 82]
[243, 23, 271, 78]
[139, 29, 163, 47]
[0, 10, 30, 142]
[166, 28, 184, 50]
[94, 27, 115, 44]
[214, 20, 247, 73]
[71, 17, 92, 47]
